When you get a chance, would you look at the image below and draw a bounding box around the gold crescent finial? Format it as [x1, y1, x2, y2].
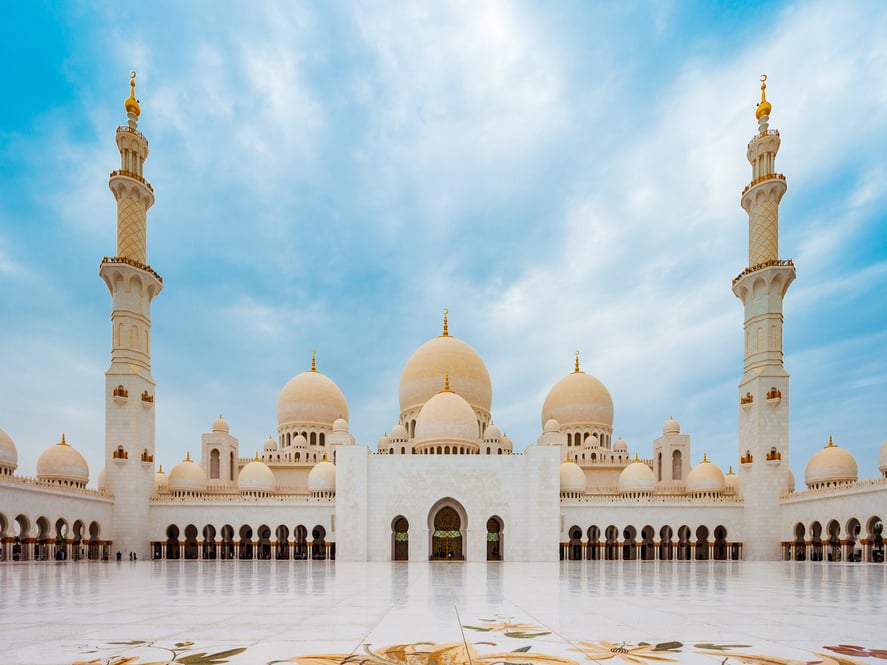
[158, 463, 164, 473]
[311, 349, 317, 372]
[703, 451, 708, 462]
[442, 308, 449, 336]
[574, 350, 580, 373]
[185, 451, 191, 462]
[124, 70, 141, 117]
[828, 434, 834, 447]
[60, 433, 67, 446]
[755, 73, 771, 120]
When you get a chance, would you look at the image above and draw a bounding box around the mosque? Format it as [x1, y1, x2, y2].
[1, 75, 885, 565]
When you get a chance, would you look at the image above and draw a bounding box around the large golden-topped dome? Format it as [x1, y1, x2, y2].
[277, 362, 349, 428]
[541, 361, 613, 429]
[399, 315, 491, 417]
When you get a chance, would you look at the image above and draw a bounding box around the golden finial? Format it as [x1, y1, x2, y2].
[574, 350, 580, 373]
[703, 452, 709, 463]
[564, 448, 570, 463]
[311, 349, 317, 372]
[728, 465, 734, 474]
[59, 433, 68, 446]
[442, 372, 452, 392]
[185, 451, 191, 462]
[827, 435, 834, 447]
[158, 464, 164, 473]
[635, 452, 640, 462]
[254, 452, 259, 462]
[755, 74, 771, 120]
[442, 308, 449, 337]
[124, 70, 141, 117]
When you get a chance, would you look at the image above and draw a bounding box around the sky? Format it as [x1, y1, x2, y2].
[1, 1, 885, 487]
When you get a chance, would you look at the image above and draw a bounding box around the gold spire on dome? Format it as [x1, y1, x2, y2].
[703, 452, 709, 463]
[59, 433, 68, 446]
[827, 435, 834, 447]
[442, 372, 452, 393]
[574, 350, 580, 373]
[184, 451, 191, 462]
[124, 70, 141, 117]
[755, 74, 772, 120]
[254, 452, 260, 461]
[728, 465, 734, 474]
[311, 349, 317, 372]
[442, 308, 449, 337]
[158, 464, 164, 473]
[635, 452, 640, 462]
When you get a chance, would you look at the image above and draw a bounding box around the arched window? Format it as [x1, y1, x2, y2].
[672, 450, 682, 480]
[210, 449, 220, 479]
[392, 517, 409, 561]
[229, 451, 235, 481]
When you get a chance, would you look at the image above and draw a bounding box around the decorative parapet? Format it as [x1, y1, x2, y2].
[100, 256, 163, 283]
[740, 451, 754, 465]
[748, 129, 780, 145]
[741, 171, 785, 197]
[116, 125, 147, 142]
[732, 258, 794, 286]
[140, 390, 154, 403]
[780, 477, 887, 501]
[112, 384, 129, 398]
[109, 168, 154, 192]
[150, 493, 333, 504]
[765, 447, 782, 462]
[0, 474, 113, 500]
[560, 493, 743, 505]
[740, 392, 754, 405]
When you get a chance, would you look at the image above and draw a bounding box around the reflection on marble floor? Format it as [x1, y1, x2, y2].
[0, 561, 884, 665]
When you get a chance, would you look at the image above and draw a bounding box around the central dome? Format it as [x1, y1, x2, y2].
[277, 369, 349, 427]
[399, 330, 492, 416]
[415, 389, 480, 447]
[541, 369, 614, 429]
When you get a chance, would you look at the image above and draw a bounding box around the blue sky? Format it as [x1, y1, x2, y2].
[1, 1, 885, 486]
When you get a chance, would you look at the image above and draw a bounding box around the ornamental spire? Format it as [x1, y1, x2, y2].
[574, 350, 580, 373]
[311, 349, 317, 372]
[124, 70, 141, 128]
[442, 308, 449, 336]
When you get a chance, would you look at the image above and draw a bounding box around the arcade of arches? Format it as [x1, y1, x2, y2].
[151, 523, 334, 560]
[561, 523, 740, 561]
[784, 516, 884, 563]
[0, 512, 110, 562]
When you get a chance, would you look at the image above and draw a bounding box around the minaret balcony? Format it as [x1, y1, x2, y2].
[732, 258, 795, 287]
[741, 172, 785, 196]
[109, 169, 154, 192]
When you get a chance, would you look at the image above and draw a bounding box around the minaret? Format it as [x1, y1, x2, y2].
[99, 72, 163, 558]
[732, 76, 795, 560]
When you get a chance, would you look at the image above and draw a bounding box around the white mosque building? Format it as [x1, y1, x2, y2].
[1, 75, 885, 565]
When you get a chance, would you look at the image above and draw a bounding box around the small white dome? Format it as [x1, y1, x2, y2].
[333, 417, 349, 433]
[154, 465, 168, 491]
[377, 433, 391, 451]
[97, 466, 106, 490]
[725, 466, 739, 493]
[784, 468, 795, 493]
[212, 415, 229, 433]
[805, 437, 858, 488]
[263, 435, 277, 451]
[613, 436, 628, 452]
[879, 438, 887, 474]
[36, 435, 89, 486]
[618, 458, 655, 492]
[543, 418, 561, 434]
[168, 454, 207, 493]
[292, 433, 308, 448]
[686, 455, 726, 493]
[308, 459, 336, 492]
[239, 458, 276, 492]
[415, 389, 479, 447]
[0, 427, 18, 470]
[484, 422, 502, 441]
[560, 460, 586, 492]
[500, 433, 513, 450]
[663, 416, 680, 435]
[390, 424, 408, 441]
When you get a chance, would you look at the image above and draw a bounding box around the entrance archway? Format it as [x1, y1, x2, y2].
[429, 501, 465, 560]
[486, 516, 503, 561]
[392, 516, 409, 561]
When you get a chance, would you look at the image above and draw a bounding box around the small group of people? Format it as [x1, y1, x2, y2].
[115, 551, 138, 561]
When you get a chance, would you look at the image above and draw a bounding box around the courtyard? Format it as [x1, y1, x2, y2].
[1, 560, 884, 665]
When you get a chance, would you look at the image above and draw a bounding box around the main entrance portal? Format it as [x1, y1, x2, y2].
[431, 506, 463, 560]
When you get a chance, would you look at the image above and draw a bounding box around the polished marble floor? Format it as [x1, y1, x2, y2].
[1, 560, 885, 665]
